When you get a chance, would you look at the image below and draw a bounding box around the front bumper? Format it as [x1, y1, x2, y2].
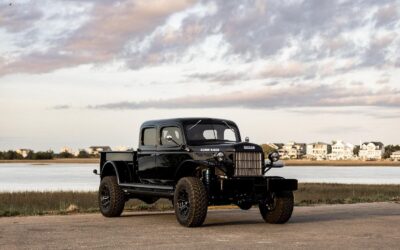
[208, 176, 298, 205]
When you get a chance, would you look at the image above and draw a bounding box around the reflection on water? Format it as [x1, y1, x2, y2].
[0, 164, 399, 192]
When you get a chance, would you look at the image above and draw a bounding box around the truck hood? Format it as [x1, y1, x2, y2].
[189, 142, 263, 153]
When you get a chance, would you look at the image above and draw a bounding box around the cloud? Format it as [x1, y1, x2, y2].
[89, 84, 400, 110]
[0, 1, 43, 32]
[1, 0, 399, 77]
[186, 71, 248, 85]
[0, 0, 195, 75]
[258, 61, 310, 78]
[52, 105, 70, 110]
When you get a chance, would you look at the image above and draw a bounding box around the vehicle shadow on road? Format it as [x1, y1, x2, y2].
[292, 208, 400, 224]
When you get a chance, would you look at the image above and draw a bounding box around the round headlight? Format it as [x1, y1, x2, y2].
[268, 151, 280, 162]
[215, 152, 225, 162]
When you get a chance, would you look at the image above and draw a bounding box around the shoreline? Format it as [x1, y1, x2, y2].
[283, 159, 400, 166]
[1, 158, 400, 166]
[0, 158, 99, 164]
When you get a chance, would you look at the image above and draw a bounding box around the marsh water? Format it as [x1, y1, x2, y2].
[0, 163, 399, 192]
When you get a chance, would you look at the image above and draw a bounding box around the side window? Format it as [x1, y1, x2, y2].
[142, 128, 156, 146]
[161, 127, 183, 146]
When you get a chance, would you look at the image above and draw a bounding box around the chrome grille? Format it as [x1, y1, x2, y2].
[234, 152, 263, 176]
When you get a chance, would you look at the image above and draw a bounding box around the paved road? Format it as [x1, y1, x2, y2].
[1, 202, 399, 249]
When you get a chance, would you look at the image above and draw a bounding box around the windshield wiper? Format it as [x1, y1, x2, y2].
[188, 120, 202, 130]
[222, 121, 235, 132]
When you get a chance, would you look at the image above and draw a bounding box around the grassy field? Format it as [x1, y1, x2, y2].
[1, 183, 399, 217]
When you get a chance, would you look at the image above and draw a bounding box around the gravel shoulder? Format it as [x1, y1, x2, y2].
[1, 202, 399, 249]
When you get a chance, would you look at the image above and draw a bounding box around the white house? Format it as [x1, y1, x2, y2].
[279, 142, 306, 159]
[88, 146, 112, 155]
[359, 142, 384, 160]
[306, 142, 332, 160]
[328, 140, 354, 160]
[60, 147, 77, 156]
[16, 149, 33, 158]
[390, 151, 400, 161]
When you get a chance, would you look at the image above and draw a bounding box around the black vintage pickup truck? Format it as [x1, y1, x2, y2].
[94, 118, 297, 227]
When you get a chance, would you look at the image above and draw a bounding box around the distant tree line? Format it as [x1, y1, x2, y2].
[0, 150, 54, 160]
[383, 145, 400, 159]
[0, 150, 99, 160]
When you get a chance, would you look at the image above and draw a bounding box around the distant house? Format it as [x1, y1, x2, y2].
[16, 149, 33, 158]
[328, 140, 354, 160]
[359, 142, 384, 160]
[391, 151, 400, 161]
[60, 147, 77, 156]
[88, 146, 112, 155]
[268, 143, 284, 150]
[279, 142, 306, 159]
[306, 142, 332, 160]
[113, 146, 132, 151]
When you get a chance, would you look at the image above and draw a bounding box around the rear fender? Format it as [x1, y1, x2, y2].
[101, 161, 132, 183]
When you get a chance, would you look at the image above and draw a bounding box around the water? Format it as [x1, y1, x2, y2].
[0, 164, 399, 192]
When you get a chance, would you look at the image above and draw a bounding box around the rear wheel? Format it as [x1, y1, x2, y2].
[174, 177, 208, 227]
[259, 191, 294, 224]
[99, 176, 125, 217]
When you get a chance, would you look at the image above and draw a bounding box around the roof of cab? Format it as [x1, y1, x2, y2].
[140, 117, 237, 127]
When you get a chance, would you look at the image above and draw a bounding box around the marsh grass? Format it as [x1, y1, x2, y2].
[1, 183, 399, 216]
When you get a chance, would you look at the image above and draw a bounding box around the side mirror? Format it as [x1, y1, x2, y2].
[166, 135, 180, 147]
[245, 136, 249, 142]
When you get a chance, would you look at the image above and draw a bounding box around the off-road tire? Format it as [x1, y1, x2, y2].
[259, 191, 294, 224]
[99, 176, 125, 217]
[174, 177, 208, 227]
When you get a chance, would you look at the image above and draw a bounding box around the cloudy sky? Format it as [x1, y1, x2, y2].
[0, 0, 399, 151]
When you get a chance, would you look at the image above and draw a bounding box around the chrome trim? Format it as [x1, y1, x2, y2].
[234, 152, 263, 176]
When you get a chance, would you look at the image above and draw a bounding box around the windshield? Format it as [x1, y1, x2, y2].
[184, 120, 240, 145]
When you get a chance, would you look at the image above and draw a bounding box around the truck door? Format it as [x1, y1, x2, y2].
[137, 127, 157, 183]
[156, 126, 190, 184]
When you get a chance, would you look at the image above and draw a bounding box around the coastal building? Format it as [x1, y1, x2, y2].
[88, 146, 112, 155]
[113, 146, 132, 151]
[279, 142, 306, 159]
[390, 151, 400, 161]
[328, 140, 354, 160]
[60, 147, 77, 156]
[306, 142, 332, 160]
[359, 142, 384, 160]
[267, 143, 284, 151]
[16, 149, 33, 158]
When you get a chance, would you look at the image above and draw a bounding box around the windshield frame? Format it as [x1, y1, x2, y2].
[182, 119, 242, 145]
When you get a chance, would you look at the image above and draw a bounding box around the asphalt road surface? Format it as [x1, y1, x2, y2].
[1, 202, 399, 250]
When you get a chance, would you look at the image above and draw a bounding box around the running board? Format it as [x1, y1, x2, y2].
[119, 183, 174, 198]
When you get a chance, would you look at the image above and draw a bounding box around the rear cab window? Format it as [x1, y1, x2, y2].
[142, 127, 157, 147]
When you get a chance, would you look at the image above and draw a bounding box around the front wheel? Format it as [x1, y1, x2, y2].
[98, 176, 125, 217]
[259, 191, 294, 224]
[174, 177, 208, 227]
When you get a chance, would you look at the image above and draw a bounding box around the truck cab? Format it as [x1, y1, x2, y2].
[96, 118, 297, 227]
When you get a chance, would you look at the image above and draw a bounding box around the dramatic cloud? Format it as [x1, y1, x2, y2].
[1, 0, 399, 77]
[89, 84, 400, 110]
[0, 0, 195, 75]
[51, 105, 70, 110]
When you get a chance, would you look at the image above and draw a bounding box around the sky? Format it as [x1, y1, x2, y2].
[0, 0, 399, 151]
